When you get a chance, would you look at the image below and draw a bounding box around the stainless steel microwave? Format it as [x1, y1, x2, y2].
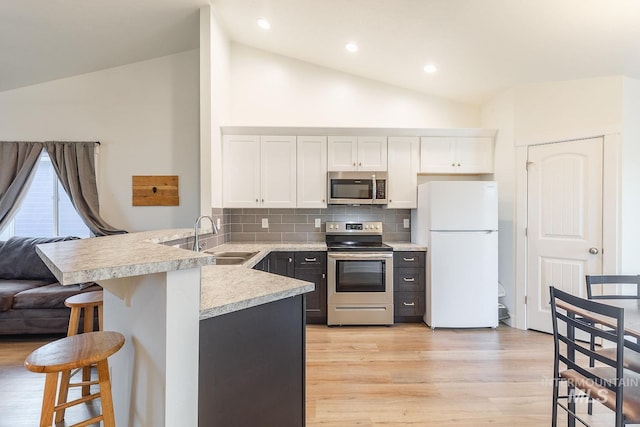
[327, 172, 388, 205]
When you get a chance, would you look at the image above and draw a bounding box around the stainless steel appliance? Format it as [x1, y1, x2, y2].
[326, 221, 394, 325]
[327, 172, 388, 205]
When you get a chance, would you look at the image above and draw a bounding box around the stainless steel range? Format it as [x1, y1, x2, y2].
[326, 221, 394, 326]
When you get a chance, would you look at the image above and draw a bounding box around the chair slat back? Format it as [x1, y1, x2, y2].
[586, 275, 640, 300]
[550, 287, 626, 402]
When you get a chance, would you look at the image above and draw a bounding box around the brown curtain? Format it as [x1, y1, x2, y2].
[0, 141, 44, 233]
[44, 141, 127, 236]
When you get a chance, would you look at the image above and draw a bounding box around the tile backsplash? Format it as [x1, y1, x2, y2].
[225, 205, 411, 243]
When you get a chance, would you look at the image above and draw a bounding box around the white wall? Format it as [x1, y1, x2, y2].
[621, 77, 640, 273]
[229, 44, 480, 128]
[481, 89, 517, 326]
[513, 76, 623, 145]
[0, 50, 200, 232]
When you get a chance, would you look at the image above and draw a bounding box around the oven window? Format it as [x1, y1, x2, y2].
[335, 260, 386, 292]
[331, 180, 372, 200]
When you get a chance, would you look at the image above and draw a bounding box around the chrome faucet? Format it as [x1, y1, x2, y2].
[193, 215, 219, 252]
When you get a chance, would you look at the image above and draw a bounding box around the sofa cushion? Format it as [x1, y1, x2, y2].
[0, 279, 53, 312]
[0, 236, 79, 282]
[13, 282, 102, 310]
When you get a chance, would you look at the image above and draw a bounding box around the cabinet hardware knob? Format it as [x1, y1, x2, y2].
[403, 302, 416, 306]
[255, 199, 259, 203]
[403, 277, 415, 282]
[322, 273, 326, 279]
[403, 257, 415, 262]
[389, 199, 392, 203]
[353, 162, 356, 166]
[359, 162, 362, 166]
[261, 199, 264, 203]
[322, 199, 325, 203]
[457, 163, 461, 167]
[304, 258, 317, 262]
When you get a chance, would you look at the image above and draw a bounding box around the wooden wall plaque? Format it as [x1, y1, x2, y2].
[132, 175, 179, 206]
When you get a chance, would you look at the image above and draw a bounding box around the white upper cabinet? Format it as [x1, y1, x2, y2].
[387, 136, 419, 209]
[222, 135, 261, 208]
[260, 136, 297, 208]
[222, 135, 296, 208]
[297, 136, 328, 208]
[328, 136, 387, 171]
[420, 136, 494, 174]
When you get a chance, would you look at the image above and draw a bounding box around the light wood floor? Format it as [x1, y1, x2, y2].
[0, 324, 617, 426]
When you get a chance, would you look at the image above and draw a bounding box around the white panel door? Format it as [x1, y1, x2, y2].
[386, 136, 419, 208]
[222, 135, 260, 208]
[297, 136, 327, 208]
[526, 137, 603, 333]
[357, 136, 387, 171]
[260, 136, 297, 208]
[327, 136, 358, 171]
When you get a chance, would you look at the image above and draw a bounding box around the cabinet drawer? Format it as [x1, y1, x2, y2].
[394, 251, 425, 268]
[394, 268, 425, 292]
[294, 252, 326, 269]
[394, 292, 425, 316]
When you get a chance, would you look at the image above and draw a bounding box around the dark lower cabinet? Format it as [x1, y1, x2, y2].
[199, 295, 305, 426]
[294, 252, 327, 324]
[393, 251, 426, 323]
[254, 251, 327, 324]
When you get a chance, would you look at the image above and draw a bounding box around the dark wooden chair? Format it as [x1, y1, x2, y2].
[550, 286, 640, 426]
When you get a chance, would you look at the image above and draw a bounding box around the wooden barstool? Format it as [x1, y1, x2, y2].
[24, 331, 125, 427]
[65, 290, 104, 336]
[57, 290, 104, 421]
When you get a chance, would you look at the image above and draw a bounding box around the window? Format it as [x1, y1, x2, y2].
[0, 152, 90, 240]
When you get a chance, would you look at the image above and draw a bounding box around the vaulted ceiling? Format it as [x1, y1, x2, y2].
[3, 0, 640, 104]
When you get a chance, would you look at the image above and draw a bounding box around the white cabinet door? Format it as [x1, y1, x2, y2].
[297, 136, 327, 208]
[327, 136, 358, 171]
[420, 136, 494, 174]
[387, 136, 419, 208]
[420, 137, 457, 173]
[260, 136, 297, 208]
[455, 137, 494, 173]
[357, 136, 387, 171]
[222, 135, 260, 208]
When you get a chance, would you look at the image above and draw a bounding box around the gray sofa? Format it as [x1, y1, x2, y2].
[0, 236, 102, 335]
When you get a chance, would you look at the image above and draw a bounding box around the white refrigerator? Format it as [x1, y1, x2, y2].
[411, 181, 499, 328]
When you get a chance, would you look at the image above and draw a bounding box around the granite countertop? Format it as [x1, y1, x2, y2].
[36, 228, 216, 285]
[36, 230, 426, 322]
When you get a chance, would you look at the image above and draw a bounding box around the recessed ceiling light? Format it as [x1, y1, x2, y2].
[345, 42, 359, 53]
[257, 18, 271, 30]
[423, 64, 437, 73]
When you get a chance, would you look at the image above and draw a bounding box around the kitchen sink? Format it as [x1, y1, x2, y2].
[203, 250, 259, 266]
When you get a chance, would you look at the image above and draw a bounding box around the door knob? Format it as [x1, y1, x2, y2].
[589, 247, 599, 255]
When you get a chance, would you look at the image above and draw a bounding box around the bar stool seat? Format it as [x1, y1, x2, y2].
[65, 290, 104, 335]
[60, 289, 104, 413]
[25, 331, 125, 427]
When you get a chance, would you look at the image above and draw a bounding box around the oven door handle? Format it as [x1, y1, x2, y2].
[327, 252, 393, 260]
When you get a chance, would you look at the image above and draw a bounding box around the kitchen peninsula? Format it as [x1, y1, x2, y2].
[35, 229, 314, 426]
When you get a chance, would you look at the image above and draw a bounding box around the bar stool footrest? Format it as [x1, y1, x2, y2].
[55, 391, 101, 411]
[70, 414, 104, 427]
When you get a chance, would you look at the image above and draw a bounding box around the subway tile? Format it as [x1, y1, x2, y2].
[227, 208, 244, 215]
[269, 223, 295, 232]
[243, 223, 268, 232]
[248, 208, 269, 215]
[282, 232, 308, 243]
[230, 224, 243, 232]
[269, 208, 295, 214]
[229, 214, 257, 224]
[295, 208, 321, 214]
[307, 232, 325, 242]
[258, 233, 283, 242]
[384, 232, 411, 242]
[230, 233, 256, 242]
[332, 214, 358, 222]
[294, 223, 316, 232]
[266, 214, 283, 224]
[282, 214, 308, 224]
[326, 205, 346, 214]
